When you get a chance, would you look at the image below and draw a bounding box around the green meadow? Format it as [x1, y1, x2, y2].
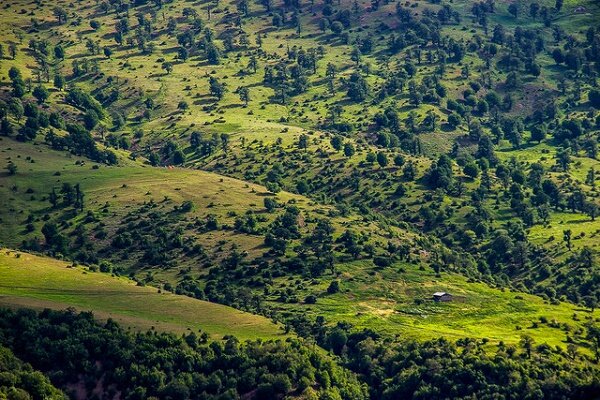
[268, 260, 598, 351]
[0, 248, 284, 340]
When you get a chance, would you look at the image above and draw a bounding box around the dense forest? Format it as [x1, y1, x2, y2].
[1, 0, 600, 397]
[0, 308, 599, 399]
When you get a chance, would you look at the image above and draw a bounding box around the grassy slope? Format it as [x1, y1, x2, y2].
[5, 138, 595, 350]
[0, 248, 284, 340]
[0, 137, 414, 281]
[271, 259, 597, 349]
[0, 0, 599, 353]
[0, 136, 318, 253]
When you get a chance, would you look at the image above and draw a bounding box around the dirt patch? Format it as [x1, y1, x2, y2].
[359, 300, 397, 317]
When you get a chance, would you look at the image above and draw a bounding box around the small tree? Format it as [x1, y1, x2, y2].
[53, 6, 68, 24]
[463, 162, 480, 179]
[32, 85, 49, 104]
[162, 62, 173, 74]
[589, 89, 600, 109]
[520, 335, 534, 358]
[344, 143, 355, 157]
[563, 229, 572, 251]
[298, 134, 309, 150]
[376, 152, 388, 168]
[6, 162, 17, 175]
[54, 74, 65, 90]
[237, 86, 250, 106]
[209, 77, 225, 100]
[508, 3, 518, 18]
[327, 280, 340, 294]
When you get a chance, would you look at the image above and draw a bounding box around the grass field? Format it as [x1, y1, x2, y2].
[0, 248, 284, 340]
[270, 260, 597, 350]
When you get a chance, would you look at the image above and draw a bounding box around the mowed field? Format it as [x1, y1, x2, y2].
[0, 249, 284, 340]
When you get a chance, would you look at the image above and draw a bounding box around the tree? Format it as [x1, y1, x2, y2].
[394, 183, 407, 197]
[393, 154, 405, 167]
[403, 162, 416, 181]
[555, 148, 571, 171]
[209, 77, 225, 100]
[54, 74, 65, 90]
[330, 21, 344, 35]
[237, 86, 250, 106]
[347, 72, 368, 102]
[162, 62, 173, 74]
[344, 143, 355, 157]
[529, 2, 540, 18]
[8, 66, 21, 81]
[54, 45, 65, 60]
[585, 202, 599, 221]
[8, 43, 17, 59]
[463, 162, 480, 179]
[350, 47, 361, 66]
[178, 46, 188, 61]
[587, 324, 600, 362]
[530, 124, 546, 143]
[237, 0, 249, 16]
[6, 162, 17, 175]
[520, 335, 534, 358]
[327, 280, 340, 294]
[298, 134, 309, 150]
[83, 110, 99, 130]
[555, 0, 563, 11]
[53, 7, 68, 24]
[330, 135, 343, 151]
[327, 328, 348, 356]
[32, 86, 49, 104]
[103, 47, 113, 58]
[589, 89, 600, 109]
[447, 113, 461, 129]
[173, 150, 185, 165]
[508, 3, 518, 18]
[376, 152, 388, 168]
[296, 180, 309, 194]
[206, 44, 221, 64]
[563, 229, 572, 251]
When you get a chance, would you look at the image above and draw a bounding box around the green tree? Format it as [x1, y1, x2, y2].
[162, 62, 173, 75]
[6, 162, 17, 175]
[343, 143, 355, 157]
[237, 86, 250, 106]
[376, 152, 388, 168]
[520, 335, 534, 358]
[32, 85, 49, 104]
[563, 229, 572, 251]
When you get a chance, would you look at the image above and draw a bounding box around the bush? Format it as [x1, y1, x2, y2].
[304, 295, 317, 304]
[327, 280, 340, 294]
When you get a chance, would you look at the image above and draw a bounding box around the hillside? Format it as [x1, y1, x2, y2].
[1, 0, 600, 397]
[0, 248, 284, 339]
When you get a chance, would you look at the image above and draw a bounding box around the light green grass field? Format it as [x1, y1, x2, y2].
[270, 260, 597, 350]
[0, 248, 285, 340]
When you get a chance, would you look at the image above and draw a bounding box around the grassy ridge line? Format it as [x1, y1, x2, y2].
[0, 249, 284, 340]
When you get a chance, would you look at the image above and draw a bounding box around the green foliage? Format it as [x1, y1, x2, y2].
[0, 309, 367, 400]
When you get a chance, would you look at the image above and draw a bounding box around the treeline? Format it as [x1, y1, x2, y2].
[0, 308, 368, 400]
